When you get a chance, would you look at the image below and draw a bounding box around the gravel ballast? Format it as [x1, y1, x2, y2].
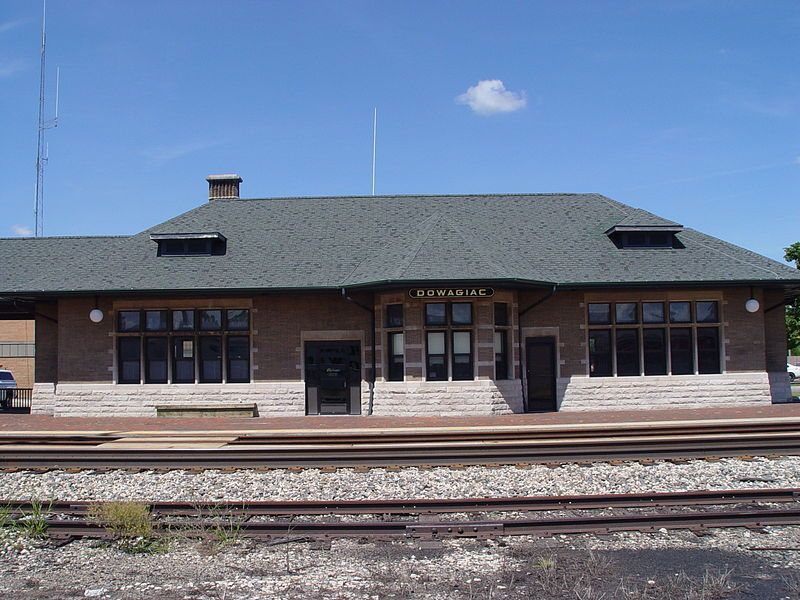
[0, 456, 797, 502]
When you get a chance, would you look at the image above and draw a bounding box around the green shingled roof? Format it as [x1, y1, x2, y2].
[0, 193, 798, 295]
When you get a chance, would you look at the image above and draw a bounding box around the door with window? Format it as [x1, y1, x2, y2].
[525, 337, 557, 412]
[304, 341, 361, 415]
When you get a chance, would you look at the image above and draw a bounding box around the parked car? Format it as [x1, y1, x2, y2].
[0, 369, 16, 408]
[789, 363, 800, 383]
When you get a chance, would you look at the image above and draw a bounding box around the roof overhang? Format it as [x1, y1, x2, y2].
[149, 232, 227, 242]
[604, 225, 685, 235]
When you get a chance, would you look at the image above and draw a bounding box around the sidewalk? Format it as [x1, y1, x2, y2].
[2, 403, 800, 434]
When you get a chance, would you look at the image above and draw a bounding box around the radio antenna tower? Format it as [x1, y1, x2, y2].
[371, 107, 377, 196]
[34, 0, 59, 237]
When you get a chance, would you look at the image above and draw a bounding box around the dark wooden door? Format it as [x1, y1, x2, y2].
[525, 337, 557, 412]
[305, 341, 361, 415]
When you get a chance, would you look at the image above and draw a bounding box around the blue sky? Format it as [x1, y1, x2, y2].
[1, 1, 798, 264]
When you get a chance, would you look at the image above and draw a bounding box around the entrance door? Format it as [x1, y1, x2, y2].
[525, 337, 557, 412]
[305, 341, 361, 415]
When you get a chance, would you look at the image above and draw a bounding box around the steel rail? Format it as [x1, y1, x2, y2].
[5, 488, 800, 517]
[41, 507, 800, 540]
[3, 421, 800, 447]
[4, 419, 800, 447]
[2, 438, 800, 468]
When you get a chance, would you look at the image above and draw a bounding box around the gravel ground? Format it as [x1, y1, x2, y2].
[0, 456, 797, 502]
[1, 457, 800, 598]
[2, 525, 800, 599]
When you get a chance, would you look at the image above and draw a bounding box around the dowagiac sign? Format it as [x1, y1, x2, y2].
[409, 288, 494, 298]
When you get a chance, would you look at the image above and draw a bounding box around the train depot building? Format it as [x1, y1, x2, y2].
[1, 174, 798, 418]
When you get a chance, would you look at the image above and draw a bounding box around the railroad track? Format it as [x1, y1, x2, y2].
[5, 488, 800, 516]
[8, 488, 800, 541]
[2, 418, 799, 469]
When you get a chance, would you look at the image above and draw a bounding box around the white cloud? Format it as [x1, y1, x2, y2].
[140, 140, 220, 167]
[456, 79, 527, 116]
[0, 19, 27, 35]
[11, 224, 32, 236]
[0, 59, 26, 79]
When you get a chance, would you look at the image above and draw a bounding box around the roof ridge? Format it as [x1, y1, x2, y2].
[445, 219, 510, 279]
[231, 193, 602, 202]
[680, 229, 786, 278]
[0, 235, 129, 241]
[393, 213, 445, 280]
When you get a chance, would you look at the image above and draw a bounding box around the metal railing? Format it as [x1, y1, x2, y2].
[0, 388, 32, 413]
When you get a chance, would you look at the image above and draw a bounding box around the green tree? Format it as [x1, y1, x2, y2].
[785, 242, 800, 354]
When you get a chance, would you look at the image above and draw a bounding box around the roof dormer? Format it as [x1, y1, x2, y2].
[150, 232, 227, 256]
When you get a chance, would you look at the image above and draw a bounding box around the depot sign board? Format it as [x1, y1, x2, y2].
[409, 288, 494, 299]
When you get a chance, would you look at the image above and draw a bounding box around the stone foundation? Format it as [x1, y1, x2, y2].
[33, 382, 308, 418]
[559, 371, 783, 411]
[371, 380, 524, 416]
[32, 371, 787, 417]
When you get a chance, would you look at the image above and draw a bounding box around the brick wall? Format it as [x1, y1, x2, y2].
[763, 288, 788, 372]
[30, 285, 792, 416]
[34, 302, 57, 385]
[0, 319, 34, 388]
[58, 297, 114, 383]
[253, 292, 372, 381]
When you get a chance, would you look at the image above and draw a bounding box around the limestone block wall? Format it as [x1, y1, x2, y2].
[558, 372, 780, 411]
[32, 382, 307, 418]
[371, 379, 524, 416]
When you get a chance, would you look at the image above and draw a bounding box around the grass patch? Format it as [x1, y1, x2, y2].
[87, 501, 166, 554]
[16, 500, 50, 539]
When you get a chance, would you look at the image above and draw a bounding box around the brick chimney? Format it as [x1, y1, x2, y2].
[206, 174, 242, 200]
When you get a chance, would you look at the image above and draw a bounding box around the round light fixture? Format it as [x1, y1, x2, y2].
[745, 298, 760, 313]
[89, 308, 104, 323]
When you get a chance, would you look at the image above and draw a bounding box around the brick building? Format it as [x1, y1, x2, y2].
[0, 174, 798, 417]
[0, 320, 34, 388]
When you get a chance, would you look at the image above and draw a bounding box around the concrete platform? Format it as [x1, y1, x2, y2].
[2, 403, 800, 435]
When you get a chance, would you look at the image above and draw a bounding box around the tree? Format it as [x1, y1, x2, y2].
[785, 242, 800, 354]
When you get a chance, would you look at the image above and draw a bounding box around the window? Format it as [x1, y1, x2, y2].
[117, 308, 250, 384]
[615, 303, 638, 324]
[696, 301, 719, 323]
[199, 336, 222, 383]
[588, 330, 612, 377]
[697, 328, 720, 374]
[0, 343, 35, 358]
[152, 233, 226, 257]
[494, 303, 508, 326]
[615, 329, 640, 376]
[386, 304, 404, 328]
[226, 336, 250, 383]
[423, 302, 475, 381]
[118, 338, 141, 384]
[145, 337, 168, 384]
[670, 328, 694, 375]
[620, 231, 673, 248]
[387, 332, 404, 381]
[118, 311, 141, 332]
[669, 302, 692, 323]
[172, 338, 195, 383]
[494, 330, 508, 380]
[426, 331, 447, 381]
[452, 331, 473, 380]
[588, 300, 721, 377]
[172, 310, 195, 331]
[226, 309, 249, 331]
[643, 329, 667, 376]
[144, 310, 168, 332]
[425, 303, 447, 326]
[588, 303, 611, 325]
[451, 303, 472, 325]
[642, 302, 665, 323]
[199, 309, 222, 331]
